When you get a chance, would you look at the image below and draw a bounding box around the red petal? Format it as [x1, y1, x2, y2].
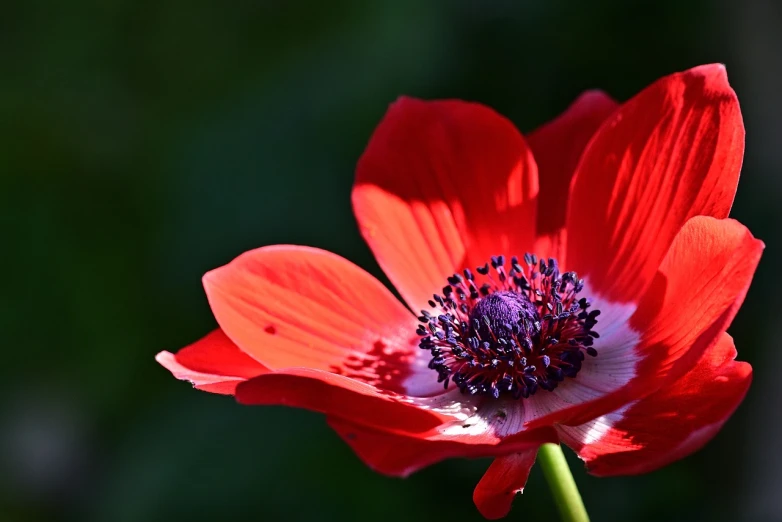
[327, 416, 551, 479]
[526, 216, 761, 429]
[156, 329, 267, 395]
[473, 450, 538, 519]
[566, 64, 744, 302]
[558, 334, 751, 476]
[629, 216, 762, 391]
[203, 245, 425, 395]
[239, 369, 560, 443]
[235, 368, 447, 434]
[327, 417, 446, 477]
[353, 97, 538, 311]
[175, 329, 268, 377]
[528, 90, 619, 260]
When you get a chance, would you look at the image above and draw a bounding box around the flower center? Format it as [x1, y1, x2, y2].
[470, 291, 538, 340]
[416, 254, 600, 399]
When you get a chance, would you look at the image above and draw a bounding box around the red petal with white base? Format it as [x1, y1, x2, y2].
[558, 333, 751, 476]
[353, 97, 539, 312]
[473, 450, 539, 520]
[155, 329, 268, 395]
[203, 245, 429, 395]
[327, 416, 552, 478]
[566, 64, 744, 303]
[525, 216, 761, 429]
[240, 370, 559, 444]
[527, 90, 619, 260]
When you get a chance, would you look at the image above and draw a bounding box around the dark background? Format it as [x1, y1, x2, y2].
[2, 1, 781, 521]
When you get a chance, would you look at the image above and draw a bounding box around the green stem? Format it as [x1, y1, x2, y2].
[537, 443, 590, 522]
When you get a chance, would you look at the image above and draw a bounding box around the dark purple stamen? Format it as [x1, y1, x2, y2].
[417, 253, 600, 400]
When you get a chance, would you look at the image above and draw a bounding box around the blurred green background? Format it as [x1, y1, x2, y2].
[2, 1, 780, 521]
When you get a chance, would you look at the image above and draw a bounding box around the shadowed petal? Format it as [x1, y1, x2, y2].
[528, 90, 619, 260]
[235, 368, 448, 434]
[353, 97, 538, 312]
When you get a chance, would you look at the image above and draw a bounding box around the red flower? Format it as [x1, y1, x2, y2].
[157, 64, 761, 519]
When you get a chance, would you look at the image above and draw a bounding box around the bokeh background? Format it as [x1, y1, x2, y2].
[2, 1, 781, 521]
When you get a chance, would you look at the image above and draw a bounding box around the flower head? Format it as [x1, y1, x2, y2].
[157, 64, 761, 519]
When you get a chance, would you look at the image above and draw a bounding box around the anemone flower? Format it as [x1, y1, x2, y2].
[157, 63, 760, 520]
